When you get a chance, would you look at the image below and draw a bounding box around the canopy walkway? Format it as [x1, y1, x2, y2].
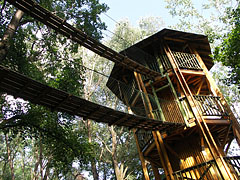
[0, 65, 184, 131]
[1, 0, 185, 132]
[6, 0, 161, 78]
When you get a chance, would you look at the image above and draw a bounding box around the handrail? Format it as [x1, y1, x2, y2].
[172, 156, 240, 180]
[223, 156, 240, 178]
[180, 95, 229, 119]
[172, 51, 202, 70]
[158, 51, 202, 72]
[173, 159, 221, 180]
[193, 95, 229, 117]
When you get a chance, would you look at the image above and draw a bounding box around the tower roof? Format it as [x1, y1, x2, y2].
[120, 28, 213, 70]
[107, 29, 214, 107]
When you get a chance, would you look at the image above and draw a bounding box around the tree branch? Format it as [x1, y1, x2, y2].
[96, 136, 112, 154]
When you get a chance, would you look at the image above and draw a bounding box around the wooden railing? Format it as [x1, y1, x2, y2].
[172, 52, 202, 70]
[180, 95, 229, 120]
[193, 95, 229, 117]
[224, 156, 240, 178]
[135, 129, 153, 152]
[173, 159, 222, 180]
[172, 156, 240, 180]
[158, 52, 202, 71]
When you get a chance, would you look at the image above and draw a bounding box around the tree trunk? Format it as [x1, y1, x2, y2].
[43, 160, 51, 180]
[33, 145, 40, 180]
[5, 134, 15, 180]
[21, 148, 25, 179]
[0, 9, 24, 61]
[110, 126, 127, 180]
[87, 119, 99, 180]
[39, 138, 43, 180]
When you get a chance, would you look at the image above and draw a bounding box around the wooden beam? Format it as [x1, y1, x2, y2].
[131, 91, 140, 107]
[134, 71, 174, 179]
[133, 72, 150, 115]
[150, 82, 166, 122]
[155, 131, 174, 180]
[225, 137, 233, 154]
[143, 141, 156, 156]
[180, 69, 205, 76]
[221, 123, 232, 149]
[164, 41, 236, 179]
[196, 77, 204, 95]
[155, 84, 170, 93]
[152, 131, 171, 180]
[203, 119, 230, 125]
[133, 130, 150, 180]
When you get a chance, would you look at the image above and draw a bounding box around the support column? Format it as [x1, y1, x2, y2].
[134, 71, 174, 180]
[133, 129, 150, 180]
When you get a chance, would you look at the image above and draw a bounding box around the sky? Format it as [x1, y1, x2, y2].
[99, 0, 175, 33]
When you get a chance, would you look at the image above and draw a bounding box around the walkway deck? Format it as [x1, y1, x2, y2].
[0, 66, 184, 131]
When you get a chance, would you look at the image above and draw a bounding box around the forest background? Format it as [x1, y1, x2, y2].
[0, 0, 239, 179]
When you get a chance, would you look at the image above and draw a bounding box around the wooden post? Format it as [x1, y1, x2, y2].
[134, 71, 151, 116]
[155, 131, 174, 180]
[152, 131, 171, 180]
[128, 77, 150, 180]
[134, 71, 174, 180]
[133, 129, 150, 180]
[150, 82, 166, 121]
[163, 41, 236, 179]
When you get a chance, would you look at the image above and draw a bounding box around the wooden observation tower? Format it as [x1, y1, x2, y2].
[1, 1, 240, 179]
[107, 29, 240, 180]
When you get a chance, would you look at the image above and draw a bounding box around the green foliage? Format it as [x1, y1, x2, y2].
[0, 0, 109, 178]
[214, 4, 240, 89]
[1, 102, 95, 175]
[164, 0, 234, 45]
[35, 0, 108, 40]
[107, 17, 164, 52]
